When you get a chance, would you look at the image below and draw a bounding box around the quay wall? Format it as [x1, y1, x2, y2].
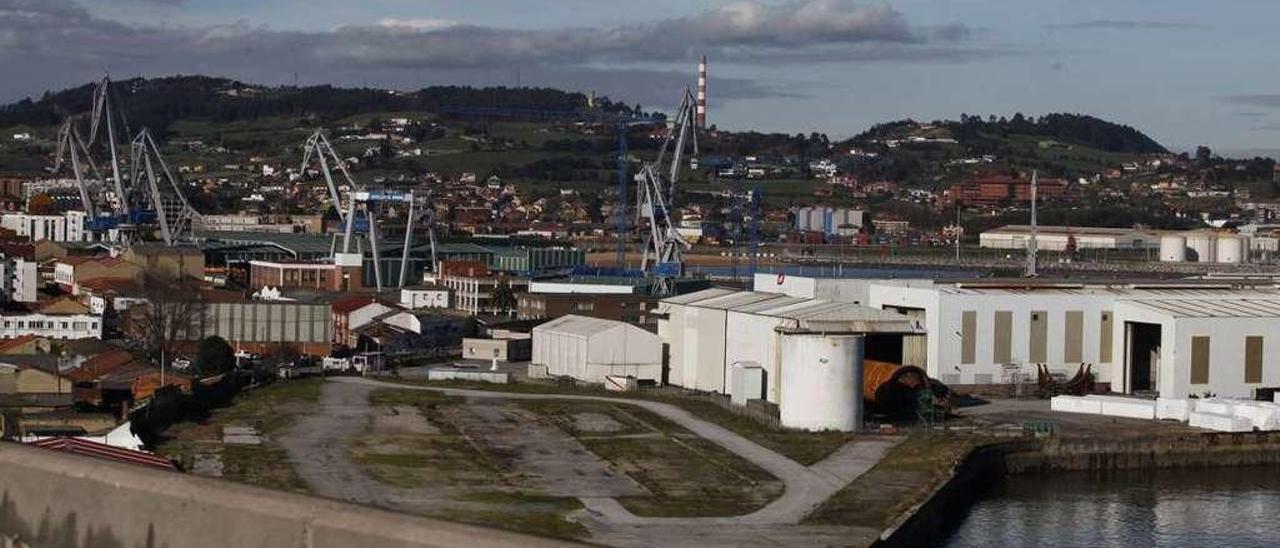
[873, 432, 1280, 547]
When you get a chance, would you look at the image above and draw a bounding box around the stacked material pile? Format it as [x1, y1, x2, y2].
[1052, 394, 1280, 432]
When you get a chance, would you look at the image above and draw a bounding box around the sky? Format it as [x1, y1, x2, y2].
[4, 0, 1280, 155]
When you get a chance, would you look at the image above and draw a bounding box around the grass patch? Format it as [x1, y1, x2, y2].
[516, 399, 685, 436]
[348, 388, 500, 489]
[434, 507, 589, 541]
[154, 378, 324, 492]
[586, 435, 782, 517]
[517, 397, 784, 517]
[218, 377, 325, 435]
[221, 444, 308, 492]
[803, 433, 982, 527]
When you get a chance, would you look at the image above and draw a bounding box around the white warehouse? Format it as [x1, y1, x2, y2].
[979, 225, 1162, 251]
[532, 315, 662, 383]
[658, 288, 922, 431]
[1112, 298, 1280, 399]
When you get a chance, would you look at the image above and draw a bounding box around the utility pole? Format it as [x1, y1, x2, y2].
[1025, 171, 1039, 278]
[954, 201, 961, 262]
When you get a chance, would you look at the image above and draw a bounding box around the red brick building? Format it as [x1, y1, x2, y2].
[947, 174, 1070, 206]
[249, 260, 362, 291]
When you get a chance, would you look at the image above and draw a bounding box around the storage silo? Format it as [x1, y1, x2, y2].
[779, 334, 864, 432]
[1185, 233, 1217, 263]
[1159, 235, 1187, 262]
[1217, 235, 1247, 264]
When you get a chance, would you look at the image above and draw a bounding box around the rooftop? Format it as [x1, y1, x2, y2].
[1121, 297, 1280, 319]
[984, 225, 1157, 236]
[662, 289, 921, 334]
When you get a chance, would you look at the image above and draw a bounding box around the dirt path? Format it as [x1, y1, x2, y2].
[276, 379, 388, 506]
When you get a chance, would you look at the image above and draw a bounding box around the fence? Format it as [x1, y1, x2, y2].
[639, 385, 783, 430]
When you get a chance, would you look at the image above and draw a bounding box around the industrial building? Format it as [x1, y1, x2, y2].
[532, 315, 662, 383]
[462, 333, 531, 362]
[657, 288, 922, 431]
[793, 207, 866, 236]
[980, 225, 1161, 251]
[1112, 298, 1280, 399]
[755, 273, 1280, 400]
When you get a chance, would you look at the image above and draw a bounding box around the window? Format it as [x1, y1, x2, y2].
[993, 311, 1012, 364]
[1246, 336, 1264, 384]
[576, 302, 595, 312]
[1191, 336, 1210, 385]
[960, 311, 977, 365]
[1064, 311, 1083, 363]
[1029, 311, 1048, 363]
[1099, 312, 1114, 363]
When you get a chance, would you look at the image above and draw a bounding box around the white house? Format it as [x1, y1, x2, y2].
[400, 287, 452, 310]
[0, 299, 102, 340]
[0, 211, 87, 242]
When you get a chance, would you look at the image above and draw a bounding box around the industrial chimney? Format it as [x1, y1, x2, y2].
[696, 54, 708, 129]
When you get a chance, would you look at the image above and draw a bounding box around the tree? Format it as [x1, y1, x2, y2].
[490, 280, 517, 317]
[128, 275, 205, 362]
[196, 336, 236, 376]
[1195, 145, 1213, 166]
[27, 194, 54, 215]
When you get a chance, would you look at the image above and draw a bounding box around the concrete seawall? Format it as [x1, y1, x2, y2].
[0, 443, 576, 548]
[874, 432, 1280, 547]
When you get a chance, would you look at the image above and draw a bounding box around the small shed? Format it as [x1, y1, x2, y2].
[532, 315, 661, 383]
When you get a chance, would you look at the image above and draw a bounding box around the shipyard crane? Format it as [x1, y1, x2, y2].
[635, 87, 701, 293]
[129, 128, 199, 246]
[51, 77, 196, 244]
[301, 130, 439, 291]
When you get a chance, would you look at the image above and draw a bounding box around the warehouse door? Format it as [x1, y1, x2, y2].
[1124, 322, 1162, 393]
[882, 305, 927, 368]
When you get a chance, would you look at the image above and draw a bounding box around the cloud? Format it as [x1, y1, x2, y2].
[1047, 20, 1209, 31]
[375, 18, 458, 32]
[0, 0, 974, 107]
[1224, 94, 1280, 108]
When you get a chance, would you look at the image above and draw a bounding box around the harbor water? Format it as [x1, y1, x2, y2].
[940, 466, 1280, 547]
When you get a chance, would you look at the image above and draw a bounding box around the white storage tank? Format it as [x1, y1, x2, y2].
[1159, 235, 1187, 262]
[779, 334, 864, 432]
[1217, 235, 1247, 264]
[1185, 233, 1217, 263]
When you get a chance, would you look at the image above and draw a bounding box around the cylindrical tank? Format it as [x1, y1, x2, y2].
[780, 334, 864, 432]
[1217, 235, 1246, 264]
[1185, 232, 1216, 263]
[1159, 235, 1187, 262]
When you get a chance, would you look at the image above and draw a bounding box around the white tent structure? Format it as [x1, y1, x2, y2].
[532, 315, 662, 383]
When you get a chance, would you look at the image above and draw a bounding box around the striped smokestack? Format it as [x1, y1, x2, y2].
[696, 54, 707, 129]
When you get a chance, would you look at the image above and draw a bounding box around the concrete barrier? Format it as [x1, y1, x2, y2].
[0, 443, 575, 548]
[1156, 398, 1191, 422]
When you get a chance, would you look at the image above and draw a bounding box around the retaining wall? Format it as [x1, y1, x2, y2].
[0, 443, 575, 548]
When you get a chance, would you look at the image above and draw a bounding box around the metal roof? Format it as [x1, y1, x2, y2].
[1122, 298, 1280, 318]
[661, 287, 736, 305]
[534, 314, 652, 338]
[664, 289, 922, 334]
[932, 282, 1280, 298]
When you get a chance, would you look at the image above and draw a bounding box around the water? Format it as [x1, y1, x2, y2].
[941, 466, 1280, 548]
